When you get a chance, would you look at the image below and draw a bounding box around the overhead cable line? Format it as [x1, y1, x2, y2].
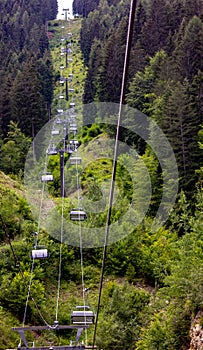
[0, 214, 52, 329]
[92, 0, 138, 348]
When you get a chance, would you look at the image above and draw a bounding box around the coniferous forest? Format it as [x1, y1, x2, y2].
[0, 0, 203, 349]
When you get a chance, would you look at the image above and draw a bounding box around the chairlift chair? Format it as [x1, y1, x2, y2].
[69, 157, 82, 165]
[47, 146, 58, 155]
[51, 129, 60, 135]
[70, 126, 77, 134]
[41, 174, 54, 182]
[70, 209, 87, 221]
[71, 306, 94, 325]
[57, 109, 64, 114]
[60, 78, 65, 84]
[31, 248, 49, 259]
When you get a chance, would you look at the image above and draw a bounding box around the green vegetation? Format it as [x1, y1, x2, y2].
[0, 0, 203, 349]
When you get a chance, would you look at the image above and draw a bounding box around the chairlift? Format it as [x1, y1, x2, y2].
[51, 129, 60, 135]
[57, 109, 64, 114]
[59, 95, 64, 99]
[60, 65, 64, 69]
[31, 248, 49, 260]
[60, 78, 65, 84]
[70, 209, 87, 221]
[70, 127, 77, 134]
[69, 157, 82, 165]
[70, 102, 75, 108]
[41, 173, 54, 182]
[47, 146, 58, 155]
[69, 88, 74, 92]
[69, 139, 79, 150]
[68, 58, 73, 62]
[71, 306, 94, 325]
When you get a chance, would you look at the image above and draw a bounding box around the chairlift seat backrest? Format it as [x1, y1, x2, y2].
[70, 209, 87, 221]
[47, 148, 58, 155]
[70, 157, 82, 165]
[71, 307, 94, 325]
[41, 174, 54, 182]
[57, 109, 64, 114]
[51, 129, 60, 135]
[31, 249, 49, 259]
[70, 127, 77, 133]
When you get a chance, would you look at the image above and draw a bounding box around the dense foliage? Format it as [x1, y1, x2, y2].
[0, 0, 57, 139]
[0, 1, 203, 349]
[80, 0, 203, 195]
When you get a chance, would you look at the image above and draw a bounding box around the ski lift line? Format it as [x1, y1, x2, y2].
[74, 145, 88, 345]
[21, 144, 50, 328]
[91, 0, 138, 348]
[55, 140, 66, 322]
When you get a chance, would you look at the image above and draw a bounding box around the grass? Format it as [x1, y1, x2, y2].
[48, 18, 87, 112]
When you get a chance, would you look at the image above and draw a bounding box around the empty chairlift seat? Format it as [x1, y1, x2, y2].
[70, 126, 77, 134]
[57, 109, 64, 114]
[31, 248, 49, 259]
[71, 306, 95, 325]
[70, 209, 87, 221]
[60, 78, 65, 84]
[69, 102, 75, 108]
[41, 173, 54, 182]
[47, 145, 58, 155]
[69, 156, 82, 165]
[51, 129, 60, 135]
[69, 139, 79, 151]
[68, 74, 73, 82]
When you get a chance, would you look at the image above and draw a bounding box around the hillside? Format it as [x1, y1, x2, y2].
[0, 0, 203, 350]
